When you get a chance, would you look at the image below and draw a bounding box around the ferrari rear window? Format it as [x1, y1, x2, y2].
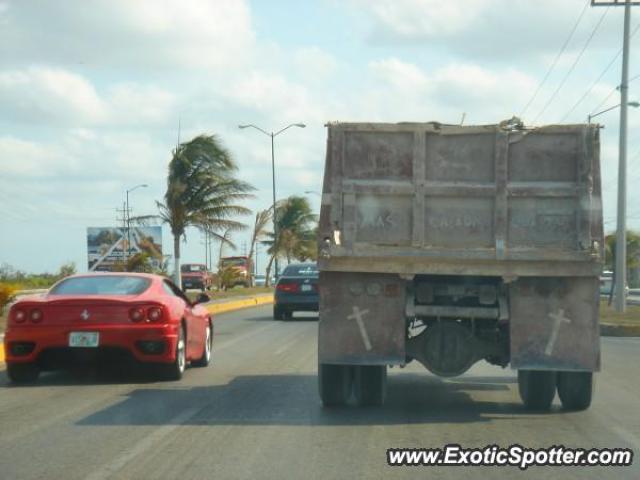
[50, 276, 151, 295]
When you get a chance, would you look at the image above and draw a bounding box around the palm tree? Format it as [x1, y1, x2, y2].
[136, 135, 254, 287]
[604, 231, 640, 271]
[262, 195, 317, 284]
[247, 208, 272, 286]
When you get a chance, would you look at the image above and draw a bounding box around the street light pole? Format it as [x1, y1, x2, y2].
[125, 184, 148, 262]
[271, 132, 278, 280]
[238, 123, 306, 281]
[588, 102, 640, 124]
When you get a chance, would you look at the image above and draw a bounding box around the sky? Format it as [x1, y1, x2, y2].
[1, 0, 640, 274]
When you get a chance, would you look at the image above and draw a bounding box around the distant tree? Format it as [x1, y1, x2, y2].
[262, 196, 318, 282]
[247, 208, 272, 286]
[604, 231, 640, 271]
[218, 265, 243, 291]
[57, 262, 76, 279]
[134, 135, 254, 288]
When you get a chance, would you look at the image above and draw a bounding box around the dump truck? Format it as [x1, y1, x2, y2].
[317, 120, 603, 411]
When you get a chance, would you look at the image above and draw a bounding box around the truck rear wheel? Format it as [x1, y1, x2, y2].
[354, 365, 387, 407]
[557, 371, 593, 411]
[518, 370, 556, 411]
[319, 364, 352, 407]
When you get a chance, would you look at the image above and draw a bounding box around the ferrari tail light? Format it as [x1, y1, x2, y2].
[14, 309, 27, 323]
[30, 309, 43, 323]
[147, 307, 163, 322]
[129, 307, 144, 322]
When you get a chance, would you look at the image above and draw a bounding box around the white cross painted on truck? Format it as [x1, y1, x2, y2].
[348, 306, 372, 351]
[545, 309, 572, 356]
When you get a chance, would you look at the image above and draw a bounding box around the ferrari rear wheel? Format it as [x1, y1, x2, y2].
[7, 362, 40, 384]
[162, 326, 186, 381]
[193, 322, 213, 367]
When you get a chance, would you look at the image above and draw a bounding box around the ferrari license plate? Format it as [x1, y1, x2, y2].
[69, 332, 99, 348]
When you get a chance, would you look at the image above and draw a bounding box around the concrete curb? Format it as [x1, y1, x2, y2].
[0, 295, 274, 365]
[205, 294, 273, 315]
[600, 323, 640, 337]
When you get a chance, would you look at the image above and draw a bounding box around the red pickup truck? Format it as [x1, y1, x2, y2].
[181, 264, 213, 291]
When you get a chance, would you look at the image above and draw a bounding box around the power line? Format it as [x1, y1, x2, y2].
[521, 0, 591, 118]
[532, 5, 610, 124]
[561, 22, 640, 122]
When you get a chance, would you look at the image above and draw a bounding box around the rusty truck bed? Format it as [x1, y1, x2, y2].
[318, 122, 603, 277]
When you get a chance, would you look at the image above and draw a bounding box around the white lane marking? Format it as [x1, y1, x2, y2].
[348, 306, 372, 351]
[84, 407, 200, 480]
[215, 322, 279, 352]
[275, 334, 303, 356]
[545, 309, 571, 356]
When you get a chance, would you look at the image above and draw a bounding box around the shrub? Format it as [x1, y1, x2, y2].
[0, 282, 18, 314]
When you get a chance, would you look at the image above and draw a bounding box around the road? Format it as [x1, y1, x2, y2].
[0, 305, 638, 479]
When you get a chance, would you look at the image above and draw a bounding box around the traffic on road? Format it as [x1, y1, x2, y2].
[0, 306, 638, 479]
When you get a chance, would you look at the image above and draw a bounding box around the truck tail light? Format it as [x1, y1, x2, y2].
[129, 308, 144, 322]
[147, 307, 163, 322]
[30, 309, 43, 323]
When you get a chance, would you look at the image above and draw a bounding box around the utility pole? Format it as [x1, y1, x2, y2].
[116, 203, 128, 263]
[204, 230, 209, 269]
[592, 0, 639, 312]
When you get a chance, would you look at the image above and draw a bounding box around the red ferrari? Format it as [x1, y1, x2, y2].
[3, 273, 213, 383]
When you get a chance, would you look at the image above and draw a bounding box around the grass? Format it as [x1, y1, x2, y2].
[600, 302, 640, 325]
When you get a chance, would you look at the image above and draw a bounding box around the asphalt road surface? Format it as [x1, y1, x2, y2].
[0, 305, 638, 479]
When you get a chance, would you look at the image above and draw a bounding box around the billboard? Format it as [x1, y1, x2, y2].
[87, 226, 163, 272]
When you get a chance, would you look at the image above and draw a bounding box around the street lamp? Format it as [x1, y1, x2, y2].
[238, 123, 306, 280]
[588, 101, 640, 123]
[125, 184, 148, 260]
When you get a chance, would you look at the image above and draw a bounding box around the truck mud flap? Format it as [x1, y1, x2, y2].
[509, 277, 600, 371]
[318, 272, 406, 365]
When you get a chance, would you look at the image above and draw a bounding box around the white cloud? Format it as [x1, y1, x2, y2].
[369, 58, 430, 91]
[0, 0, 255, 71]
[107, 83, 176, 125]
[365, 59, 537, 123]
[0, 67, 107, 124]
[294, 47, 338, 81]
[0, 67, 176, 126]
[350, 0, 623, 61]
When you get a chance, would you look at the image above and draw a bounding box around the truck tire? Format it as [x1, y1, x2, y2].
[557, 371, 593, 411]
[518, 370, 556, 411]
[319, 364, 352, 407]
[354, 365, 387, 407]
